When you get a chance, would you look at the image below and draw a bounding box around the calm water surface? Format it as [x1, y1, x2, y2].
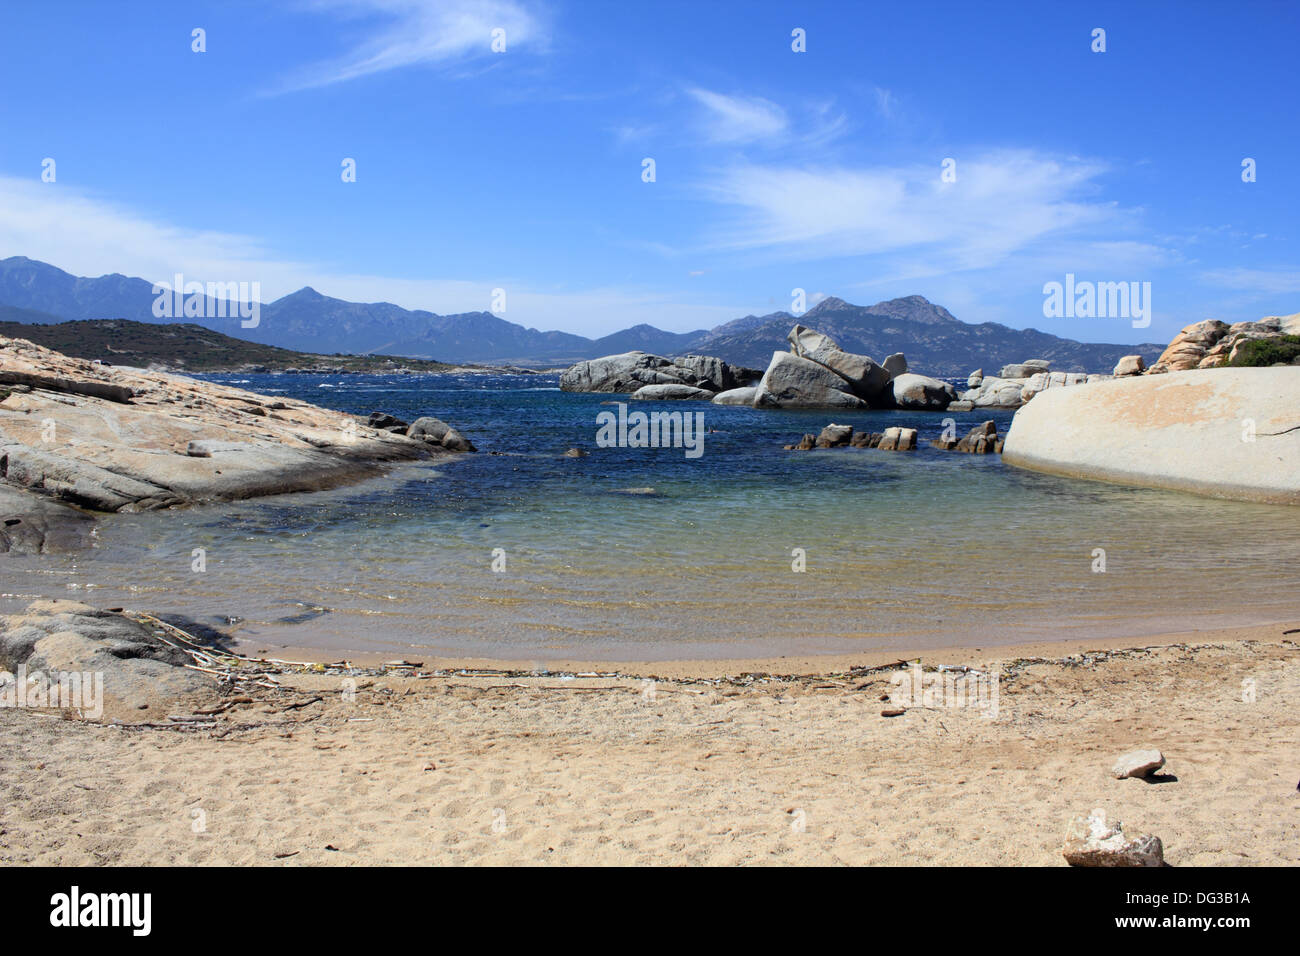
[3, 372, 1298, 661]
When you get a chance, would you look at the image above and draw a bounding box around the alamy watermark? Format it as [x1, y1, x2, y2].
[888, 662, 999, 718]
[151, 272, 260, 328]
[1, 664, 103, 719]
[595, 402, 704, 459]
[1042, 273, 1151, 329]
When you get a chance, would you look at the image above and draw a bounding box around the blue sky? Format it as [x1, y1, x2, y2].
[0, 0, 1296, 343]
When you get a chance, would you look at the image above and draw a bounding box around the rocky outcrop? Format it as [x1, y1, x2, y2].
[932, 420, 1002, 454]
[0, 484, 91, 553]
[710, 386, 760, 406]
[368, 411, 410, 432]
[882, 353, 908, 377]
[960, 365, 1110, 409]
[580, 326, 958, 411]
[891, 373, 957, 410]
[1148, 319, 1230, 373]
[1002, 367, 1300, 504]
[1129, 313, 1300, 374]
[673, 354, 762, 392]
[558, 350, 754, 394]
[407, 416, 476, 452]
[0, 599, 215, 717]
[1019, 371, 1111, 402]
[785, 424, 915, 451]
[999, 360, 1051, 379]
[786, 325, 893, 402]
[1195, 314, 1300, 368]
[1062, 808, 1165, 867]
[876, 426, 918, 451]
[754, 352, 868, 409]
[629, 383, 714, 401]
[0, 336, 474, 531]
[1113, 355, 1146, 377]
[961, 375, 1026, 408]
[815, 423, 854, 448]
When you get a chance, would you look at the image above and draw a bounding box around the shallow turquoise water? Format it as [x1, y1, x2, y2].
[3, 373, 1298, 661]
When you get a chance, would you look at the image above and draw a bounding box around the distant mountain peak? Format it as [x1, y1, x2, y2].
[807, 295, 850, 314]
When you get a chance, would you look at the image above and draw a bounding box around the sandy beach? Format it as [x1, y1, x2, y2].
[3, 621, 1296, 866]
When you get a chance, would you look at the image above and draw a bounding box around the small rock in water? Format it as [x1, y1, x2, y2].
[815, 423, 853, 448]
[1062, 808, 1164, 867]
[563, 447, 587, 457]
[1112, 748, 1166, 779]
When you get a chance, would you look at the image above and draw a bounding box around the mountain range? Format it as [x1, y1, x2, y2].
[0, 257, 1164, 373]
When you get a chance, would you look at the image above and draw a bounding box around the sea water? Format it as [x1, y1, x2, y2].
[2, 372, 1297, 661]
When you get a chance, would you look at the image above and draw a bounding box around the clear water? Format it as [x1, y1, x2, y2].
[3, 372, 1298, 661]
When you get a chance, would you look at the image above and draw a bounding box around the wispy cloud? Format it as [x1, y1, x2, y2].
[873, 87, 896, 118]
[0, 176, 736, 335]
[1200, 267, 1300, 296]
[271, 0, 545, 94]
[698, 150, 1125, 270]
[686, 88, 788, 143]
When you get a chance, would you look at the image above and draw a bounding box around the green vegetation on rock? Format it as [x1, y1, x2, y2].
[1227, 335, 1300, 367]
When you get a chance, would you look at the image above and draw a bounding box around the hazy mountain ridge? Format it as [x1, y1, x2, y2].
[0, 318, 457, 372]
[0, 257, 1162, 372]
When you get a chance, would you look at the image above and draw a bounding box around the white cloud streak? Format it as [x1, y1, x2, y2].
[686, 88, 788, 143]
[272, 0, 544, 94]
[699, 150, 1123, 270]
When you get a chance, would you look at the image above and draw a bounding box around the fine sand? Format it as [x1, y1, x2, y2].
[2, 622, 1297, 866]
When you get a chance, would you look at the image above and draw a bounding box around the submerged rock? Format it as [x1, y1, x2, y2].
[407, 416, 476, 453]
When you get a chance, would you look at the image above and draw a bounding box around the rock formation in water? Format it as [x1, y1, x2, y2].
[1002, 367, 1300, 504]
[559, 351, 760, 395]
[0, 335, 476, 549]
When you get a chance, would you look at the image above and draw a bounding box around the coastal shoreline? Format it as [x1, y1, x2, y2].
[3, 622, 1295, 866]
[228, 618, 1300, 680]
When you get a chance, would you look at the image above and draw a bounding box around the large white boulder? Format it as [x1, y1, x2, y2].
[1002, 367, 1300, 504]
[711, 386, 760, 406]
[891, 373, 957, 410]
[786, 325, 891, 400]
[754, 352, 868, 409]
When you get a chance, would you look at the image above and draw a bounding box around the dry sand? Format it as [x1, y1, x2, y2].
[2, 623, 1298, 866]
